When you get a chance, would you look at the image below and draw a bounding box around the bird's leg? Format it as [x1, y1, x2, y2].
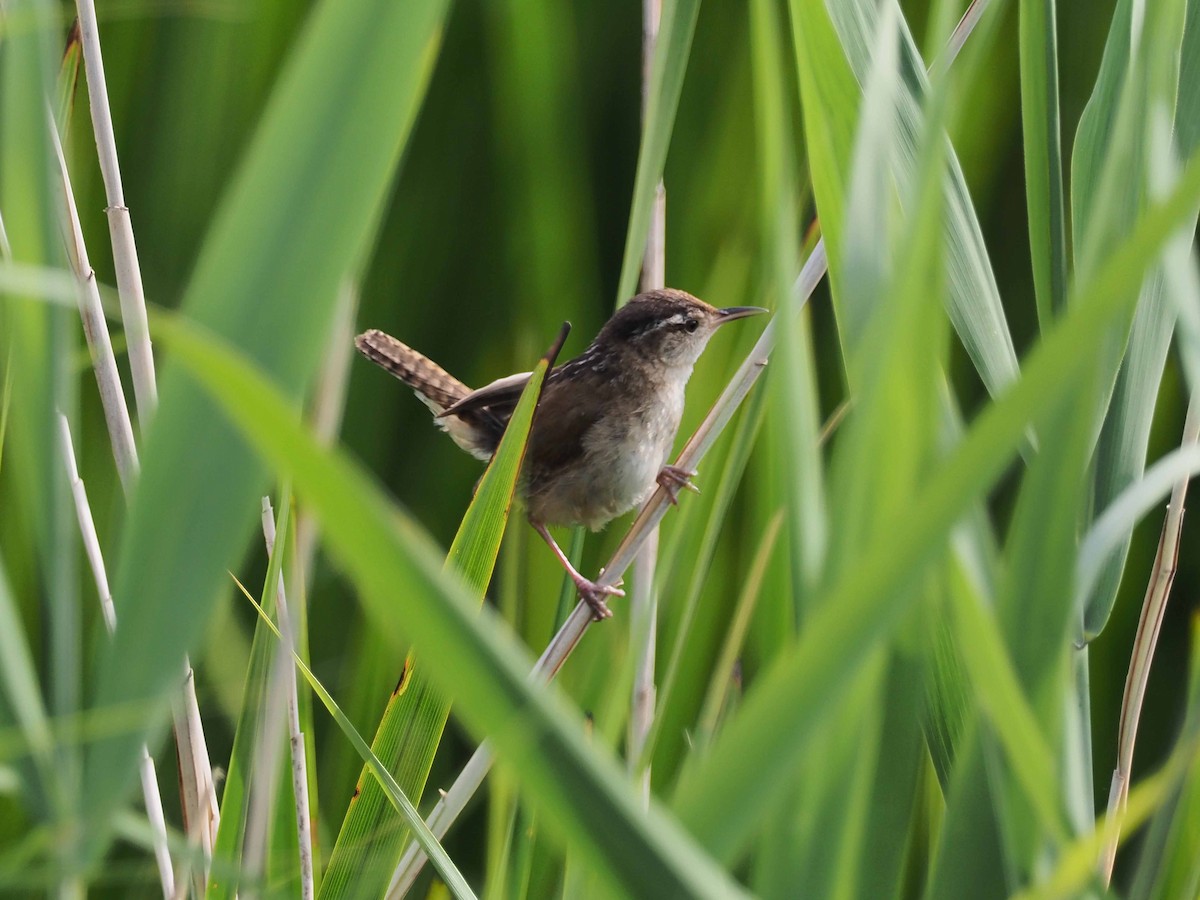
[531, 520, 623, 620]
[657, 464, 700, 505]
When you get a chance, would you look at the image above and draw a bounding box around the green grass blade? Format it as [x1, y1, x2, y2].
[810, 7, 948, 892]
[206, 495, 296, 900]
[239, 584, 476, 900]
[669, 142, 1200, 864]
[789, 0, 860, 269]
[1019, 0, 1068, 328]
[82, 0, 451, 852]
[55, 22, 82, 137]
[795, 0, 1020, 397]
[753, 0, 826, 619]
[1083, 0, 1199, 637]
[320, 326, 565, 900]
[1086, 271, 1176, 637]
[943, 559, 1063, 838]
[1128, 616, 1200, 900]
[156, 313, 749, 899]
[0, 561, 56, 809]
[983, 365, 1099, 874]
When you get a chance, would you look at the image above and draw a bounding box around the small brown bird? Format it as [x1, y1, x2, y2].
[356, 288, 765, 619]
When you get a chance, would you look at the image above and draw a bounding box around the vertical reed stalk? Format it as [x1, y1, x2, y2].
[1100, 395, 1200, 882]
[73, 0, 157, 419]
[629, 0, 665, 805]
[57, 414, 174, 898]
[262, 497, 315, 900]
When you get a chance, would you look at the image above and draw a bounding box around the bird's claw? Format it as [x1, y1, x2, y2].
[657, 464, 701, 505]
[576, 577, 624, 621]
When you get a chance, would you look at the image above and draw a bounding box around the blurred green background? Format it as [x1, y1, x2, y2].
[4, 0, 1196, 893]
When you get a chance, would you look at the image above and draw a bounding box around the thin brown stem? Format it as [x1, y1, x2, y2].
[1100, 394, 1199, 883]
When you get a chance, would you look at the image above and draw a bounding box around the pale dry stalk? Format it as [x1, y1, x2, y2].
[57, 414, 173, 898]
[74, 0, 158, 418]
[629, 0, 665, 806]
[49, 116, 138, 494]
[262, 497, 315, 900]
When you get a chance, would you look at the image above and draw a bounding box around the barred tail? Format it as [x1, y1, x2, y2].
[355, 328, 499, 460]
[354, 329, 469, 412]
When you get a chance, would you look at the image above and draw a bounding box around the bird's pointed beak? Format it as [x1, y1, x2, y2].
[716, 306, 768, 323]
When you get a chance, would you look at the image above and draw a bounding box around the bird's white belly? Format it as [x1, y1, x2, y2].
[579, 387, 682, 529]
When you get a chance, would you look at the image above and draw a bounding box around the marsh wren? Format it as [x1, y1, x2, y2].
[356, 288, 765, 619]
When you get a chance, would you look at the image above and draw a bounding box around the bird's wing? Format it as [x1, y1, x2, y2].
[438, 371, 533, 419]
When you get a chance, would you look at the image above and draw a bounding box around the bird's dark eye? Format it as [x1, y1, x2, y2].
[684, 318, 699, 333]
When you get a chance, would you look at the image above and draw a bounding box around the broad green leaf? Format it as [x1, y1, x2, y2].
[84, 0, 452, 850]
[1019, 0, 1068, 328]
[1069, 0, 1139, 277]
[1086, 271, 1176, 637]
[156, 313, 749, 899]
[926, 723, 1011, 900]
[320, 327, 564, 900]
[0, 0, 63, 657]
[997, 378, 1097, 700]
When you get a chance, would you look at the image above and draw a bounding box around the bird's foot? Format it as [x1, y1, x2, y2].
[657, 464, 700, 505]
[575, 576, 624, 621]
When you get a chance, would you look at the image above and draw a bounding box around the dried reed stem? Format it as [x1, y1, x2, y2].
[49, 115, 139, 494]
[241, 650, 290, 891]
[629, 0, 665, 806]
[57, 414, 173, 898]
[262, 497, 315, 900]
[1100, 394, 1200, 882]
[74, 0, 158, 419]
